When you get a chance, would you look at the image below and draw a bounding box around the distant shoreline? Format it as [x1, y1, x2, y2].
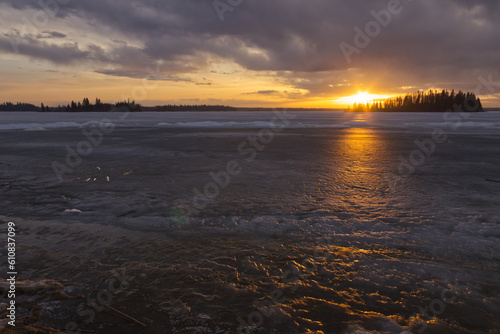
[0, 108, 346, 113]
[2, 109, 500, 113]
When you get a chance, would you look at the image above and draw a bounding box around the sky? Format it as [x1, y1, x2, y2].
[0, 0, 499, 108]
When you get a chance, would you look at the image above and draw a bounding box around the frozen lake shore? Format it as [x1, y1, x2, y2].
[0, 112, 499, 333]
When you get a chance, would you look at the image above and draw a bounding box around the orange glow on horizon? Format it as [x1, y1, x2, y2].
[333, 91, 394, 107]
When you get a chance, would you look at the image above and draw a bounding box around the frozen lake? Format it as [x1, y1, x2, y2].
[0, 111, 499, 333]
[0, 110, 500, 133]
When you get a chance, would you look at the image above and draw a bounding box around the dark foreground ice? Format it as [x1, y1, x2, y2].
[0, 111, 499, 333]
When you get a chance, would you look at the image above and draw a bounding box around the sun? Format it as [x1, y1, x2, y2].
[333, 91, 392, 107]
[349, 91, 374, 104]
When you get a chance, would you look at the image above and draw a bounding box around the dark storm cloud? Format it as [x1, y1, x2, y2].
[1, 0, 499, 95]
[0, 31, 89, 64]
[37, 31, 67, 39]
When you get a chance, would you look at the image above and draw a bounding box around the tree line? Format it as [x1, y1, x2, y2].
[0, 98, 240, 112]
[1, 97, 348, 112]
[0, 102, 41, 111]
[349, 90, 484, 112]
[58, 98, 142, 112]
[50, 98, 238, 112]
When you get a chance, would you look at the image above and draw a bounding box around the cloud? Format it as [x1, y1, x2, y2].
[38, 31, 67, 39]
[246, 90, 280, 95]
[245, 89, 307, 100]
[0, 0, 499, 100]
[0, 31, 89, 64]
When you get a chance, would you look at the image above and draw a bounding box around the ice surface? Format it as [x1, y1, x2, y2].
[0, 111, 499, 133]
[0, 111, 499, 333]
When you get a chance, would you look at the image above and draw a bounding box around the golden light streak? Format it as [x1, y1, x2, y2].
[333, 91, 393, 107]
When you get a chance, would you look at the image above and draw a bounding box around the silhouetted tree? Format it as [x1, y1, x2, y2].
[82, 98, 90, 109]
[348, 90, 484, 113]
